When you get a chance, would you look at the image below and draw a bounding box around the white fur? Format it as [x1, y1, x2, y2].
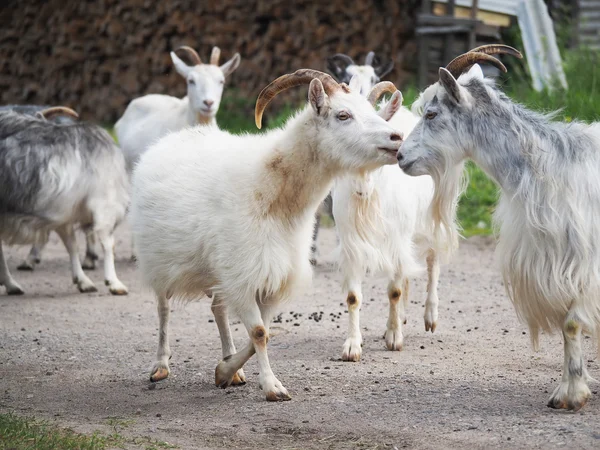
[116, 49, 240, 173]
[130, 79, 402, 401]
[332, 99, 454, 361]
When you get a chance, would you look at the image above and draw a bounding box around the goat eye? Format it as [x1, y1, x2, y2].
[188, 79, 195, 85]
[425, 111, 437, 120]
[337, 111, 351, 121]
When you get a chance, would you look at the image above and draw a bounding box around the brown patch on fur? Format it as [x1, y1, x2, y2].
[340, 83, 350, 93]
[196, 113, 213, 125]
[389, 288, 401, 302]
[565, 319, 579, 338]
[252, 325, 268, 346]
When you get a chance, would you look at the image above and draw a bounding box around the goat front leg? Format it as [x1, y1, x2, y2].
[211, 296, 246, 385]
[81, 231, 99, 270]
[424, 249, 440, 332]
[342, 278, 363, 361]
[150, 293, 171, 381]
[56, 225, 97, 293]
[0, 240, 24, 295]
[384, 277, 408, 351]
[310, 213, 320, 266]
[96, 229, 128, 295]
[215, 300, 290, 401]
[547, 309, 593, 411]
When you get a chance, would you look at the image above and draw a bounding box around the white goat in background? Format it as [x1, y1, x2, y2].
[331, 76, 458, 361]
[309, 51, 395, 265]
[131, 69, 404, 401]
[116, 46, 240, 173]
[399, 45, 600, 411]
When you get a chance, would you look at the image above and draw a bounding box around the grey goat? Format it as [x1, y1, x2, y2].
[0, 107, 129, 295]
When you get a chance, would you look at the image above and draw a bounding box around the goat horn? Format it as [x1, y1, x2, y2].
[174, 46, 202, 65]
[468, 44, 523, 59]
[329, 53, 355, 66]
[367, 81, 398, 106]
[37, 106, 79, 120]
[365, 51, 375, 66]
[445, 52, 507, 78]
[255, 69, 340, 129]
[210, 46, 221, 65]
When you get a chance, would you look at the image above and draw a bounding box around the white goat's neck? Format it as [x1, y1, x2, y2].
[183, 97, 216, 127]
[254, 109, 340, 227]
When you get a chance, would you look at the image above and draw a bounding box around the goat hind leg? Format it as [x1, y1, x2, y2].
[424, 249, 440, 332]
[150, 293, 171, 381]
[0, 241, 24, 295]
[97, 229, 128, 295]
[384, 276, 406, 351]
[211, 296, 246, 385]
[547, 309, 592, 411]
[82, 231, 98, 270]
[56, 225, 97, 293]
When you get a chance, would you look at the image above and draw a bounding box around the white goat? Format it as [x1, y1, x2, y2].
[0, 107, 129, 296]
[308, 52, 396, 265]
[399, 45, 600, 411]
[131, 69, 404, 401]
[116, 46, 240, 173]
[331, 76, 457, 361]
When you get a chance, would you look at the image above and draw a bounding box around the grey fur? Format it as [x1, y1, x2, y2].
[0, 110, 129, 295]
[0, 105, 76, 124]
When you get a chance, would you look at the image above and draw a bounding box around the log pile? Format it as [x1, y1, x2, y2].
[0, 0, 419, 123]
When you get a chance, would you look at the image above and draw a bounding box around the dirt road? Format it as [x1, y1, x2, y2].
[1, 227, 599, 449]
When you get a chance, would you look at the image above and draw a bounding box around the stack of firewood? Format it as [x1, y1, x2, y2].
[0, 0, 419, 123]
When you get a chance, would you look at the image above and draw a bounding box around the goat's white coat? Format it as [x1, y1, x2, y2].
[332, 103, 450, 360]
[116, 50, 240, 173]
[131, 81, 403, 400]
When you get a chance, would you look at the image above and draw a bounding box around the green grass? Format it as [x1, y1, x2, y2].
[0, 413, 177, 450]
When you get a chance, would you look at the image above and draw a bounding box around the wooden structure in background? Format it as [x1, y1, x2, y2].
[416, 0, 508, 88]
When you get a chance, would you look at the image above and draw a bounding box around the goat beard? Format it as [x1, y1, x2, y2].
[428, 160, 467, 261]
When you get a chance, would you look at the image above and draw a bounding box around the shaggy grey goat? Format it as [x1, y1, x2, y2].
[399, 45, 600, 410]
[0, 107, 129, 295]
[0, 104, 100, 270]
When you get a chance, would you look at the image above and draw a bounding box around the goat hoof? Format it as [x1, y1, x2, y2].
[107, 281, 128, 296]
[150, 365, 170, 382]
[215, 361, 235, 388]
[547, 381, 591, 411]
[6, 285, 25, 296]
[266, 390, 292, 402]
[81, 259, 96, 271]
[384, 329, 403, 351]
[424, 320, 437, 333]
[342, 337, 362, 362]
[17, 261, 35, 271]
[231, 369, 247, 386]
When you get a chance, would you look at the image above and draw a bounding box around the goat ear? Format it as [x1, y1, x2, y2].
[220, 53, 241, 77]
[308, 79, 327, 116]
[439, 67, 461, 103]
[171, 52, 192, 78]
[378, 90, 403, 122]
[349, 74, 361, 92]
[374, 60, 394, 78]
[326, 55, 353, 81]
[466, 63, 484, 80]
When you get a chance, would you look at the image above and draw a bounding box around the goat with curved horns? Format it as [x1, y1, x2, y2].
[400, 45, 600, 411]
[131, 69, 403, 402]
[116, 45, 241, 174]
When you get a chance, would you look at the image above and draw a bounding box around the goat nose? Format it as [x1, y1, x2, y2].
[396, 151, 403, 162]
[204, 100, 214, 107]
[390, 133, 403, 142]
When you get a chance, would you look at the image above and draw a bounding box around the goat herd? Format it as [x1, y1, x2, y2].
[1, 43, 599, 412]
